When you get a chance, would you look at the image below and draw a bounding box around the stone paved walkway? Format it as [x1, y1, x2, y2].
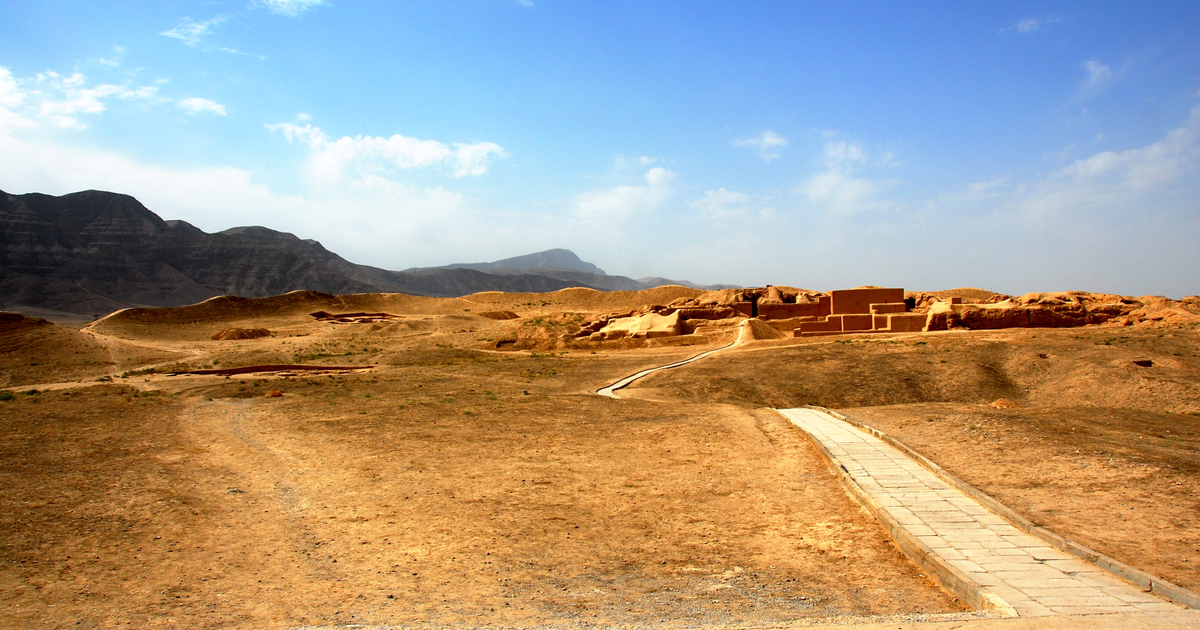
[778, 407, 1183, 618]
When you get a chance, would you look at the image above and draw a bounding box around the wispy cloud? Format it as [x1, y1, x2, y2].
[29, 71, 158, 129]
[691, 188, 751, 219]
[822, 141, 866, 165]
[161, 17, 226, 47]
[800, 141, 897, 214]
[734, 130, 788, 161]
[93, 46, 126, 68]
[255, 0, 328, 17]
[1065, 58, 1124, 108]
[1002, 14, 1062, 35]
[575, 167, 675, 221]
[178, 97, 227, 116]
[1020, 103, 1200, 215]
[268, 121, 506, 184]
[1084, 60, 1112, 87]
[0, 68, 35, 131]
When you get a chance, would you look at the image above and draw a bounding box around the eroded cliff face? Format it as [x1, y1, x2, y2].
[0, 189, 398, 313]
[0, 189, 590, 318]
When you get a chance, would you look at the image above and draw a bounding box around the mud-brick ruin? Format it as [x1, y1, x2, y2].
[569, 285, 1193, 343]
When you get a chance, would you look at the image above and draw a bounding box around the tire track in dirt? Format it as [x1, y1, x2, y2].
[182, 400, 340, 584]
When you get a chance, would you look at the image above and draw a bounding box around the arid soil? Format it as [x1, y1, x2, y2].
[639, 323, 1200, 593]
[0, 292, 965, 629]
[3, 288, 1197, 628]
[844, 403, 1200, 592]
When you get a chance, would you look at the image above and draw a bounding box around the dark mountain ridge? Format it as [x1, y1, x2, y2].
[0, 188, 735, 320]
[431, 248, 606, 275]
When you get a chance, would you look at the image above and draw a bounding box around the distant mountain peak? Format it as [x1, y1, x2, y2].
[442, 248, 606, 276]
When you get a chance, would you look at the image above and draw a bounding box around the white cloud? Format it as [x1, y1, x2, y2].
[1004, 14, 1061, 34]
[161, 17, 264, 57]
[734, 130, 788, 161]
[94, 46, 126, 68]
[802, 169, 880, 213]
[1084, 60, 1112, 87]
[691, 188, 751, 219]
[28, 71, 158, 129]
[0, 68, 34, 131]
[510, 0, 535, 7]
[453, 142, 506, 177]
[255, 0, 327, 17]
[1021, 103, 1200, 212]
[161, 17, 225, 47]
[575, 167, 675, 221]
[267, 121, 506, 186]
[1065, 59, 1126, 108]
[177, 97, 227, 116]
[801, 141, 898, 214]
[823, 141, 866, 166]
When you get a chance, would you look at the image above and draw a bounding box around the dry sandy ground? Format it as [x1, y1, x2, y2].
[1, 294, 964, 629]
[2, 290, 1197, 628]
[639, 323, 1200, 593]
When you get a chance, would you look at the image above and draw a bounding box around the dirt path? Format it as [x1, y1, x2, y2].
[597, 323, 747, 398]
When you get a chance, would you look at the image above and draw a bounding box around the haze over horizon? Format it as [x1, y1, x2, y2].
[2, 1, 1198, 297]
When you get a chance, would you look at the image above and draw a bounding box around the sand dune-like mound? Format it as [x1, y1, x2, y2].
[477, 311, 520, 320]
[94, 286, 704, 336]
[0, 313, 113, 387]
[746, 318, 787, 340]
[906, 288, 1006, 309]
[464, 285, 704, 312]
[211, 328, 272, 341]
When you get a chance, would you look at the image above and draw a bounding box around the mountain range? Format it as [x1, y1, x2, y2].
[0, 188, 735, 320]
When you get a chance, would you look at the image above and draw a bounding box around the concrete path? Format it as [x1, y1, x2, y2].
[596, 323, 747, 399]
[777, 407, 1185, 619]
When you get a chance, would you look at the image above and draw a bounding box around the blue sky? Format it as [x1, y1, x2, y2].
[1, 1, 1198, 296]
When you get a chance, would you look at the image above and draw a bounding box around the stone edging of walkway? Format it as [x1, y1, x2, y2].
[808, 405, 1200, 611]
[771, 408, 1017, 618]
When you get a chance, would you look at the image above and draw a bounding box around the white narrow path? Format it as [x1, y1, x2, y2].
[778, 408, 1182, 618]
[596, 322, 747, 399]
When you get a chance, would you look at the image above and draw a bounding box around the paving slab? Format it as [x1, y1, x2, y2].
[777, 407, 1187, 620]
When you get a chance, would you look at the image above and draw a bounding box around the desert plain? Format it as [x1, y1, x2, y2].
[1, 285, 1198, 629]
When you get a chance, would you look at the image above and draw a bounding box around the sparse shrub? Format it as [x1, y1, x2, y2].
[0, 391, 14, 402]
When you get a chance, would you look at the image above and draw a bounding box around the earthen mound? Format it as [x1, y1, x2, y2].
[477, 311, 520, 320]
[906, 288, 1008, 310]
[0, 312, 112, 387]
[463, 286, 704, 313]
[309, 311, 400, 324]
[746, 319, 786, 340]
[211, 328, 272, 341]
[171, 364, 368, 376]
